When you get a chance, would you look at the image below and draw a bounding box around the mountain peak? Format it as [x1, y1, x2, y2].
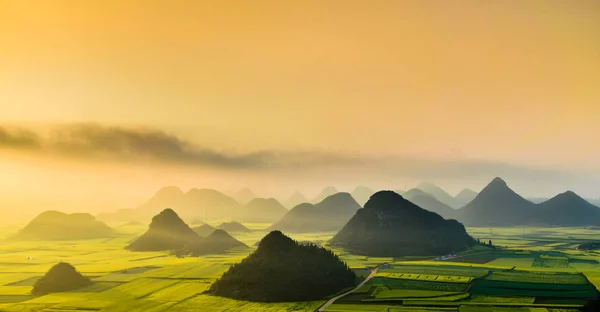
[489, 177, 508, 187]
[258, 230, 296, 252]
[156, 186, 183, 196]
[364, 190, 409, 211]
[319, 192, 354, 205]
[561, 190, 578, 198]
[150, 208, 180, 226]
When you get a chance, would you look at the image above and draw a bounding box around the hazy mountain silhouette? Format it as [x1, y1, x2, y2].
[403, 188, 456, 219]
[330, 191, 476, 256]
[187, 218, 205, 225]
[126, 208, 201, 251]
[217, 221, 251, 233]
[455, 178, 538, 226]
[233, 187, 256, 204]
[190, 229, 247, 256]
[137, 186, 185, 215]
[417, 182, 459, 208]
[351, 186, 375, 206]
[32, 262, 92, 295]
[269, 193, 361, 233]
[209, 231, 355, 302]
[312, 186, 339, 203]
[538, 191, 600, 226]
[176, 188, 242, 220]
[121, 221, 144, 227]
[16, 211, 114, 240]
[193, 224, 216, 237]
[98, 186, 242, 221]
[239, 198, 287, 223]
[97, 208, 139, 223]
[589, 198, 600, 207]
[454, 188, 478, 207]
[283, 191, 308, 209]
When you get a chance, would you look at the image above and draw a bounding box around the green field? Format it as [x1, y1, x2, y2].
[0, 225, 599, 311]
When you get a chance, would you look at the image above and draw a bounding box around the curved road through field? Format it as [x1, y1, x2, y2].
[316, 267, 379, 312]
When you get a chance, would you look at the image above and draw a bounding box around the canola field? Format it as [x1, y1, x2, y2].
[0, 224, 600, 311]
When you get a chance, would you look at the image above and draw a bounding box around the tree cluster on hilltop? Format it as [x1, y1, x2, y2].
[210, 231, 356, 302]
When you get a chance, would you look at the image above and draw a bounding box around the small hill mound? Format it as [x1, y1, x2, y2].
[269, 193, 361, 233]
[126, 209, 201, 251]
[32, 262, 92, 295]
[284, 191, 308, 209]
[193, 224, 216, 237]
[351, 186, 375, 206]
[217, 221, 251, 232]
[209, 231, 355, 302]
[330, 191, 476, 257]
[538, 191, 600, 226]
[454, 188, 478, 207]
[16, 211, 114, 240]
[239, 198, 288, 223]
[455, 178, 537, 226]
[417, 182, 458, 208]
[312, 186, 339, 203]
[233, 187, 256, 204]
[403, 188, 456, 219]
[191, 229, 247, 256]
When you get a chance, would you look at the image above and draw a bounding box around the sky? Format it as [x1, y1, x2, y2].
[0, 0, 599, 216]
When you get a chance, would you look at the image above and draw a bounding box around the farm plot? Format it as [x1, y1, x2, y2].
[375, 273, 472, 283]
[170, 294, 324, 311]
[485, 271, 588, 284]
[369, 277, 469, 293]
[470, 279, 597, 298]
[146, 281, 211, 302]
[378, 264, 489, 278]
[532, 258, 570, 269]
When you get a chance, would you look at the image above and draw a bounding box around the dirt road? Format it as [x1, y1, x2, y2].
[316, 267, 379, 312]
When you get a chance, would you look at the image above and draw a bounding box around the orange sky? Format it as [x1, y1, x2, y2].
[0, 1, 599, 214]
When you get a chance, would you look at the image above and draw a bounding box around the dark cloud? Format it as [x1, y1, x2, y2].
[0, 124, 359, 169]
[0, 127, 40, 149]
[47, 124, 273, 168]
[0, 124, 573, 185]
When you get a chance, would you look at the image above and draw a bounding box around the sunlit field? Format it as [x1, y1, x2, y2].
[1, 224, 600, 311]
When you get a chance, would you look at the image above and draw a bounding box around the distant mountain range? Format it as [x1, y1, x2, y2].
[351, 186, 375, 206]
[454, 188, 478, 207]
[330, 191, 476, 256]
[283, 191, 308, 209]
[99, 187, 271, 222]
[97, 181, 599, 228]
[312, 186, 339, 203]
[454, 178, 600, 227]
[232, 187, 256, 204]
[403, 188, 456, 219]
[239, 198, 288, 223]
[270, 192, 361, 233]
[417, 182, 462, 209]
